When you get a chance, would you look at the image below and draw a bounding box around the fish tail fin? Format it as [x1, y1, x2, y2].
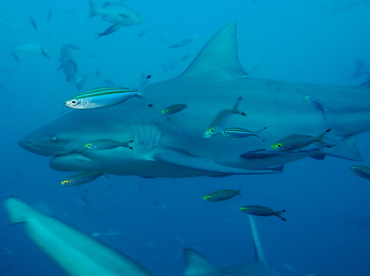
[4, 197, 35, 225]
[75, 75, 88, 91]
[275, 210, 286, 221]
[232, 96, 246, 116]
[352, 59, 368, 79]
[41, 48, 50, 59]
[316, 128, 331, 145]
[122, 140, 134, 150]
[88, 0, 97, 18]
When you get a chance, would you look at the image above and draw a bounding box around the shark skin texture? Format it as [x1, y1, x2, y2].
[18, 23, 370, 178]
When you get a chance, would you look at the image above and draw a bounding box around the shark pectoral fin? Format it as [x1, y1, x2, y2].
[180, 22, 248, 80]
[320, 134, 363, 161]
[4, 197, 153, 276]
[152, 150, 278, 174]
[183, 249, 222, 276]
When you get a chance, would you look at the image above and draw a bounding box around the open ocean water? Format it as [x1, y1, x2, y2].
[1, 0, 370, 275]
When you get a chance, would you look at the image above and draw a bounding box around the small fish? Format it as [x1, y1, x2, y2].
[271, 129, 331, 151]
[220, 127, 266, 139]
[169, 34, 200, 48]
[204, 96, 246, 138]
[60, 171, 103, 186]
[161, 104, 187, 115]
[47, 9, 52, 21]
[91, 230, 121, 238]
[137, 29, 151, 37]
[65, 75, 151, 109]
[96, 23, 122, 40]
[84, 139, 133, 150]
[3, 67, 12, 76]
[80, 196, 89, 204]
[104, 79, 116, 86]
[349, 165, 370, 180]
[240, 148, 320, 159]
[29, 16, 38, 31]
[240, 205, 286, 221]
[304, 95, 327, 120]
[203, 189, 241, 202]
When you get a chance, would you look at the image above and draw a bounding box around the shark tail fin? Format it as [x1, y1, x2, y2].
[4, 197, 34, 225]
[183, 249, 222, 276]
[247, 214, 268, 265]
[75, 75, 88, 91]
[320, 134, 363, 161]
[352, 59, 368, 79]
[88, 0, 97, 18]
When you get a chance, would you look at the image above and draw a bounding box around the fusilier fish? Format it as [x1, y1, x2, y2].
[65, 75, 151, 109]
[89, 0, 141, 26]
[304, 95, 327, 120]
[204, 96, 246, 138]
[60, 171, 103, 186]
[84, 139, 133, 150]
[203, 189, 241, 202]
[95, 23, 122, 40]
[29, 15, 38, 31]
[349, 165, 370, 180]
[240, 205, 286, 221]
[271, 129, 331, 151]
[220, 127, 266, 139]
[161, 104, 187, 115]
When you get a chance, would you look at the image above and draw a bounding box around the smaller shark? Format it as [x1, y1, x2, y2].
[59, 44, 88, 91]
[183, 215, 280, 276]
[4, 197, 281, 276]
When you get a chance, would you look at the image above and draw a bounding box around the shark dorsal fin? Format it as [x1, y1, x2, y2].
[181, 22, 248, 80]
[248, 215, 268, 265]
[183, 249, 222, 276]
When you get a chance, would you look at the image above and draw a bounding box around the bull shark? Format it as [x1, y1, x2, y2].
[19, 23, 370, 178]
[4, 197, 280, 276]
[59, 44, 88, 91]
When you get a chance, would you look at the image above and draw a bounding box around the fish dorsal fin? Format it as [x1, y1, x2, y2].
[247, 215, 268, 265]
[180, 22, 248, 80]
[183, 249, 222, 276]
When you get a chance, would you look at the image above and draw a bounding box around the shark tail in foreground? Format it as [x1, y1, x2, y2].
[4, 197, 152, 276]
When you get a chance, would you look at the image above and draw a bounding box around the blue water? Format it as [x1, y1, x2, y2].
[1, 0, 370, 275]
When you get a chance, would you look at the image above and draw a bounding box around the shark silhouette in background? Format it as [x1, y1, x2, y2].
[4, 197, 281, 276]
[18, 23, 370, 178]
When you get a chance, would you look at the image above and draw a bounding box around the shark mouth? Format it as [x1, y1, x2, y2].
[49, 152, 103, 172]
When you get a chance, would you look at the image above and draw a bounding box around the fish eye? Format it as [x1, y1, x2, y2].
[70, 99, 78, 105]
[50, 137, 57, 143]
[61, 180, 68, 185]
[161, 110, 168, 114]
[204, 196, 211, 200]
[275, 144, 282, 149]
[85, 143, 92, 148]
[209, 128, 216, 133]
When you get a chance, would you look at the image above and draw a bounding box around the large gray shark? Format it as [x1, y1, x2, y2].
[4, 197, 153, 276]
[183, 215, 280, 276]
[19, 23, 370, 178]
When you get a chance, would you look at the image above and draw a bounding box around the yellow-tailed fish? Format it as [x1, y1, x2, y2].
[349, 165, 370, 180]
[161, 104, 187, 115]
[60, 171, 104, 186]
[204, 96, 246, 138]
[271, 129, 331, 151]
[304, 95, 328, 120]
[84, 139, 134, 150]
[220, 127, 266, 139]
[203, 189, 241, 202]
[240, 205, 286, 221]
[65, 75, 151, 109]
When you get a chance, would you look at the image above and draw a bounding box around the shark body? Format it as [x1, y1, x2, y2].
[19, 23, 370, 178]
[4, 197, 279, 276]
